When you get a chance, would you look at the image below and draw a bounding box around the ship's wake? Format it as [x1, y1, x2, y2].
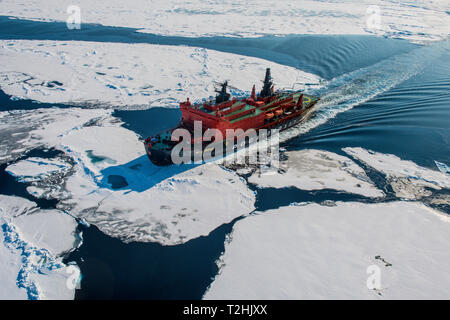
[278, 41, 449, 144]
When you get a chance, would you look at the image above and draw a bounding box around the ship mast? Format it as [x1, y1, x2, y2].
[215, 81, 231, 104]
[260, 68, 274, 98]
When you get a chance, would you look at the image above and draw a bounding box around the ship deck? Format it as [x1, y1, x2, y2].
[149, 92, 319, 151]
[195, 92, 316, 121]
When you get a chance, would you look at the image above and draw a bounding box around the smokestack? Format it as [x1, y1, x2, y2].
[251, 85, 256, 100]
[260, 68, 273, 98]
[297, 94, 303, 109]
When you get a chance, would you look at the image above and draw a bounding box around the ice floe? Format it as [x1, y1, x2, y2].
[247, 149, 384, 198]
[55, 118, 255, 244]
[435, 161, 450, 174]
[204, 201, 450, 299]
[0, 195, 79, 299]
[0, 40, 320, 108]
[59, 159, 255, 245]
[0, 107, 107, 164]
[2, 107, 256, 245]
[20, 158, 73, 200]
[1, 0, 448, 42]
[343, 147, 450, 200]
[12, 208, 78, 255]
[6, 157, 71, 183]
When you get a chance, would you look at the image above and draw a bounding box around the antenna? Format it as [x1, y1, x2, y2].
[213, 80, 240, 92]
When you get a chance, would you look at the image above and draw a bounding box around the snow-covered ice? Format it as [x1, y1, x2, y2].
[54, 115, 255, 245]
[0, 0, 447, 301]
[1, 0, 448, 42]
[204, 201, 450, 299]
[50, 120, 255, 245]
[6, 155, 74, 199]
[0, 195, 79, 299]
[6, 157, 71, 183]
[59, 156, 256, 245]
[344, 147, 450, 200]
[0, 40, 320, 108]
[0, 194, 78, 257]
[12, 209, 78, 255]
[0, 230, 27, 299]
[1, 107, 256, 245]
[435, 161, 450, 174]
[0, 107, 107, 164]
[248, 149, 384, 198]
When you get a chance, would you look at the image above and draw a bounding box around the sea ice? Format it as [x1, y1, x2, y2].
[0, 107, 107, 164]
[204, 201, 450, 299]
[0, 40, 319, 108]
[2, 107, 256, 245]
[435, 161, 450, 174]
[0, 0, 448, 42]
[247, 149, 384, 198]
[56, 117, 255, 244]
[12, 209, 78, 255]
[0, 195, 79, 299]
[6, 154, 74, 200]
[59, 159, 256, 245]
[343, 147, 450, 200]
[6, 157, 71, 183]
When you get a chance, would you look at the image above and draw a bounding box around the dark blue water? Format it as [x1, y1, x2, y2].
[107, 175, 128, 189]
[290, 47, 450, 168]
[0, 149, 60, 209]
[1, 17, 449, 299]
[0, 16, 418, 80]
[114, 108, 181, 138]
[0, 90, 74, 111]
[64, 219, 238, 300]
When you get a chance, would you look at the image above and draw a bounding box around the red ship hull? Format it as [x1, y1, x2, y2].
[145, 92, 319, 165]
[144, 68, 319, 166]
